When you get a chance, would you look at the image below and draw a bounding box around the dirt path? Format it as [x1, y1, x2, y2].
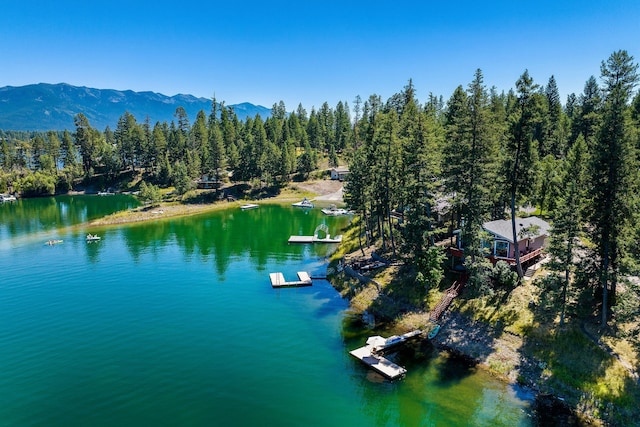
[314, 186, 343, 202]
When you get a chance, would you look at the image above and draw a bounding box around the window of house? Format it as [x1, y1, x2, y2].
[495, 240, 509, 257]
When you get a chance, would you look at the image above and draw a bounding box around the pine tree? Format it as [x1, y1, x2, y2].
[549, 135, 588, 325]
[505, 70, 541, 278]
[60, 130, 78, 169]
[543, 75, 566, 158]
[589, 50, 639, 326]
[74, 113, 99, 176]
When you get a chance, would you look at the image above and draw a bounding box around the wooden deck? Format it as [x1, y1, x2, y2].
[349, 330, 423, 380]
[269, 271, 312, 288]
[349, 347, 407, 379]
[448, 246, 543, 266]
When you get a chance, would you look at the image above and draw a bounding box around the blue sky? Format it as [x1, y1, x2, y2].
[2, 1, 639, 111]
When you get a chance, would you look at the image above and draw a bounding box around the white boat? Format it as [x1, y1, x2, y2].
[45, 239, 63, 246]
[97, 191, 115, 196]
[240, 204, 259, 210]
[1, 194, 17, 202]
[292, 198, 314, 208]
[321, 204, 350, 216]
[86, 234, 101, 241]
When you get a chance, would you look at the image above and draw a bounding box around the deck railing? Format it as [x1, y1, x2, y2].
[448, 246, 543, 266]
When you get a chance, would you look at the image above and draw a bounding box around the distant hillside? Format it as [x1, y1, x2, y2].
[0, 83, 271, 131]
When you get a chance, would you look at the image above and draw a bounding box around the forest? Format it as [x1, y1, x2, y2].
[1, 50, 639, 337]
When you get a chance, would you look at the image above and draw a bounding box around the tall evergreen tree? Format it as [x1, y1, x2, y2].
[542, 75, 566, 157]
[394, 83, 445, 290]
[60, 130, 78, 169]
[549, 135, 588, 325]
[74, 113, 99, 175]
[589, 50, 639, 326]
[505, 70, 541, 278]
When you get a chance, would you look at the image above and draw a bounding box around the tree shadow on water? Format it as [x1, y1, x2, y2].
[432, 351, 478, 387]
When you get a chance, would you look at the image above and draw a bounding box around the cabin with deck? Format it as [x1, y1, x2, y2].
[450, 216, 550, 267]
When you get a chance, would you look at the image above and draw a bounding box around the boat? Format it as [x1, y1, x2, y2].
[240, 203, 259, 210]
[292, 198, 314, 208]
[86, 234, 101, 241]
[1, 194, 17, 203]
[97, 191, 115, 196]
[45, 239, 63, 245]
[321, 204, 350, 216]
[428, 324, 441, 339]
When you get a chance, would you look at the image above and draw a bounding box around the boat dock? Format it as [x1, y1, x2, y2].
[288, 223, 342, 244]
[288, 235, 343, 244]
[269, 271, 312, 288]
[349, 330, 423, 380]
[349, 346, 407, 379]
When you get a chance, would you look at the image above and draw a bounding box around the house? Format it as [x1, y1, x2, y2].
[330, 166, 350, 181]
[196, 175, 222, 189]
[451, 216, 551, 266]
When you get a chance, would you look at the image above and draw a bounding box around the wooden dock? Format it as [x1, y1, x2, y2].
[288, 223, 343, 244]
[349, 346, 407, 379]
[287, 235, 343, 244]
[349, 330, 423, 380]
[269, 271, 312, 288]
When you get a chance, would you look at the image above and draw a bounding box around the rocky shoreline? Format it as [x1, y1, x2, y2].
[332, 261, 603, 426]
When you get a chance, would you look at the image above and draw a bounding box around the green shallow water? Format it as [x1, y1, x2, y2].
[0, 197, 533, 426]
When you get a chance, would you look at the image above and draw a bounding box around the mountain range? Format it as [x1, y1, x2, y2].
[0, 83, 271, 131]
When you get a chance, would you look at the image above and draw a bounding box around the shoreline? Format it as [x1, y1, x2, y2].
[86, 180, 345, 227]
[328, 263, 604, 426]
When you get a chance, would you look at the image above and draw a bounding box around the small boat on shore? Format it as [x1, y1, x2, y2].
[86, 234, 101, 241]
[240, 203, 259, 210]
[1, 194, 17, 203]
[428, 324, 441, 339]
[292, 198, 314, 209]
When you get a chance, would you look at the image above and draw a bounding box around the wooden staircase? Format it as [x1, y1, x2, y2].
[429, 279, 465, 321]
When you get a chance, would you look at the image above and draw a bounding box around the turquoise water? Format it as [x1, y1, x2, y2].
[0, 197, 532, 426]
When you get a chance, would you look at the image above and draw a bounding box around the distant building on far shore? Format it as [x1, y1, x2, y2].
[330, 166, 350, 181]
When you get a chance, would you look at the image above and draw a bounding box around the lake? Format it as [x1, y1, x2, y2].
[0, 196, 533, 426]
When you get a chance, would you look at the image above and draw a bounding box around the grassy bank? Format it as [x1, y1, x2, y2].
[87, 181, 335, 227]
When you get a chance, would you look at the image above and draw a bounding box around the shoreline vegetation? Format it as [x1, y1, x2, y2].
[77, 181, 638, 426]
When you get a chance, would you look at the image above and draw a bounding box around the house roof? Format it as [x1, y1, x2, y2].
[331, 166, 349, 173]
[482, 216, 551, 244]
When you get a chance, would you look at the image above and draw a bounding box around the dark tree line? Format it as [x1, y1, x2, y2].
[0, 98, 352, 196]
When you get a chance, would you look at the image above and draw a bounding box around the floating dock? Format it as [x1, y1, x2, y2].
[288, 235, 343, 244]
[349, 330, 423, 380]
[349, 347, 407, 379]
[269, 271, 312, 288]
[288, 223, 342, 244]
